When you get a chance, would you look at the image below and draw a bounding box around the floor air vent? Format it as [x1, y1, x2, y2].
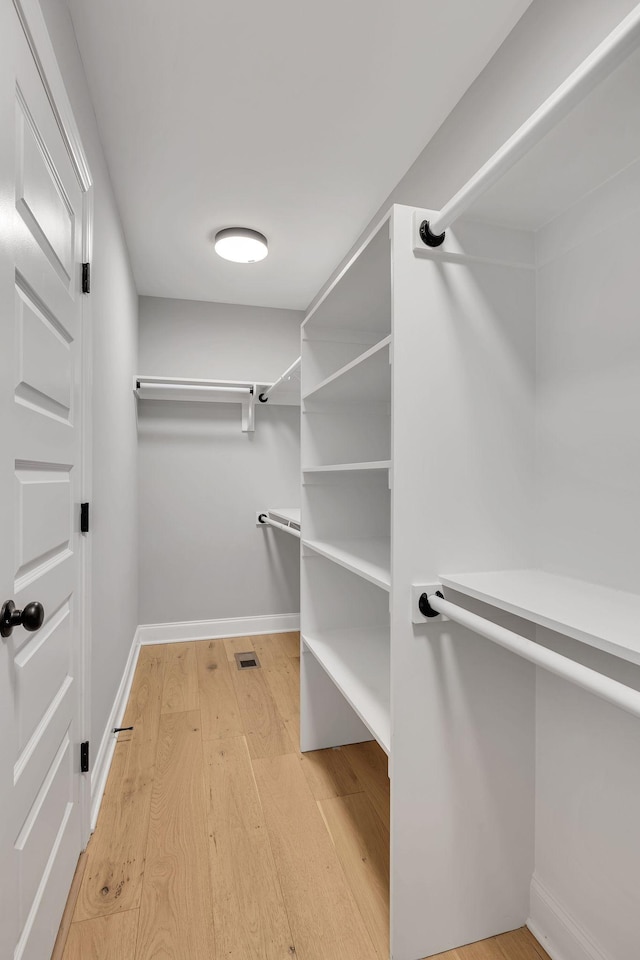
[234, 651, 261, 670]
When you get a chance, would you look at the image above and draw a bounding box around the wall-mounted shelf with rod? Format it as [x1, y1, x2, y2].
[419, 7, 640, 240]
[437, 569, 640, 666]
[135, 371, 299, 432]
[258, 508, 301, 539]
[135, 376, 259, 431]
[416, 585, 640, 719]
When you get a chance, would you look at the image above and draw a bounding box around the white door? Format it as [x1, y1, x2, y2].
[0, 4, 88, 958]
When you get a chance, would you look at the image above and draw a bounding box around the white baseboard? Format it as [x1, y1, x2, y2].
[528, 875, 609, 960]
[89, 628, 141, 831]
[137, 612, 300, 645]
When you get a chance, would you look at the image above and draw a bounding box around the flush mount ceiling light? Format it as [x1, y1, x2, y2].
[214, 227, 268, 263]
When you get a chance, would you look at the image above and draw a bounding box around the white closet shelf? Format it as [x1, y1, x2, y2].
[302, 336, 391, 403]
[135, 375, 299, 407]
[267, 507, 300, 526]
[258, 508, 301, 538]
[303, 461, 391, 475]
[303, 537, 390, 591]
[302, 627, 390, 754]
[302, 212, 391, 337]
[426, 8, 640, 234]
[439, 569, 640, 666]
[136, 376, 257, 399]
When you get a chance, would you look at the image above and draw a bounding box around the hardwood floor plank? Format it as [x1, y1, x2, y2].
[75, 647, 165, 921]
[74, 738, 154, 919]
[204, 736, 296, 959]
[196, 639, 243, 741]
[427, 939, 499, 960]
[135, 710, 215, 960]
[263, 653, 301, 752]
[298, 746, 362, 801]
[278, 632, 301, 658]
[51, 851, 88, 960]
[427, 928, 544, 960]
[319, 792, 389, 960]
[161, 642, 199, 714]
[252, 753, 375, 960]
[226, 643, 295, 759]
[495, 929, 553, 960]
[62, 910, 139, 960]
[122, 644, 167, 732]
[341, 740, 390, 831]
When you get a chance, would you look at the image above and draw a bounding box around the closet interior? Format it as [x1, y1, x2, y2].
[300, 10, 640, 959]
[13, 2, 640, 960]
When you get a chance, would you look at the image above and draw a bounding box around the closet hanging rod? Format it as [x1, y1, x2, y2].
[136, 376, 256, 391]
[258, 513, 301, 538]
[419, 591, 640, 720]
[259, 357, 301, 402]
[137, 382, 252, 396]
[426, 4, 640, 237]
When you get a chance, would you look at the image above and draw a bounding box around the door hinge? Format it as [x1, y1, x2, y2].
[82, 262, 91, 294]
[80, 502, 90, 533]
[80, 741, 90, 773]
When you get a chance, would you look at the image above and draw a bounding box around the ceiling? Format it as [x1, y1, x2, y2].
[68, 0, 531, 311]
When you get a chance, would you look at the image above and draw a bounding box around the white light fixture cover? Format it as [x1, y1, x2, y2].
[214, 227, 268, 263]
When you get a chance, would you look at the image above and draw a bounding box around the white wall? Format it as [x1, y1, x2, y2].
[138, 297, 301, 626]
[530, 167, 640, 959]
[536, 194, 640, 597]
[39, 0, 139, 770]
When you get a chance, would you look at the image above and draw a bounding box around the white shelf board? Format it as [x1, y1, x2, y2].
[303, 211, 391, 336]
[302, 627, 390, 754]
[268, 507, 300, 527]
[303, 461, 391, 474]
[303, 537, 390, 591]
[302, 336, 391, 403]
[439, 569, 640, 667]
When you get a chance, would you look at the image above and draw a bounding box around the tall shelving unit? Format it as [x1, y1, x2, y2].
[301, 8, 640, 960]
[300, 214, 393, 758]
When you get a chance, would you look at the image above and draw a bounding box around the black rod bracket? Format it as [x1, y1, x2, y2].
[418, 590, 444, 618]
[411, 584, 448, 622]
[419, 219, 446, 248]
[258, 393, 269, 403]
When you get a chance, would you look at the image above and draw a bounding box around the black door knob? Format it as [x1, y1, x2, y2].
[0, 600, 45, 638]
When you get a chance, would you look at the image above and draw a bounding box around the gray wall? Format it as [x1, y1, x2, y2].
[138, 297, 301, 625]
[309, 0, 640, 312]
[40, 1, 139, 762]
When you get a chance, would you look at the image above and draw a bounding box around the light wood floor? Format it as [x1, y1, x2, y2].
[54, 633, 550, 960]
